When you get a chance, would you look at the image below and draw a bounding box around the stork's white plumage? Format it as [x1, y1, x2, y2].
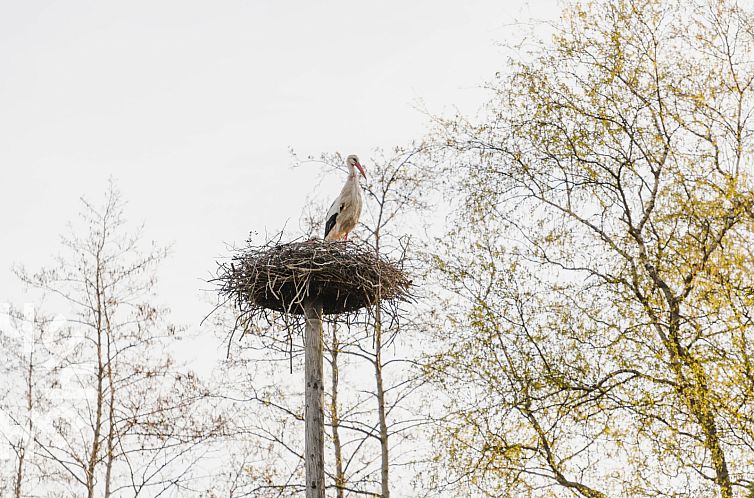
[324, 154, 366, 241]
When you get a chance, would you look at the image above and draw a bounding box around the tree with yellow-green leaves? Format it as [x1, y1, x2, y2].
[426, 0, 754, 496]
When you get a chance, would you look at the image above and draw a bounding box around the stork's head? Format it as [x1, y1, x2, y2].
[347, 154, 366, 179]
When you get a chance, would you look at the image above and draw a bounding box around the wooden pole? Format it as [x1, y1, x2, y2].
[304, 297, 325, 498]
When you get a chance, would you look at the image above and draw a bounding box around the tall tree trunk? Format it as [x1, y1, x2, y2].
[644, 263, 733, 498]
[14, 346, 34, 498]
[329, 321, 346, 498]
[86, 259, 106, 498]
[304, 298, 325, 498]
[374, 305, 390, 498]
[665, 322, 731, 498]
[103, 311, 116, 498]
[13, 444, 24, 498]
[373, 232, 390, 498]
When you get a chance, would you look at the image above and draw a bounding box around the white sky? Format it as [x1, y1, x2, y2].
[0, 0, 559, 366]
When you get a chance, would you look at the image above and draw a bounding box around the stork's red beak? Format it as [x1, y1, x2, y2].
[355, 161, 366, 179]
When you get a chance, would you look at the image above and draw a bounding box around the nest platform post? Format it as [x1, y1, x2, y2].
[217, 239, 412, 496]
[303, 297, 325, 498]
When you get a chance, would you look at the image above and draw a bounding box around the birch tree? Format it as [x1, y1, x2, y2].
[428, 0, 754, 496]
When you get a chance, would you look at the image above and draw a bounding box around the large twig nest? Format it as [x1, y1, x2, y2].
[216, 239, 412, 316]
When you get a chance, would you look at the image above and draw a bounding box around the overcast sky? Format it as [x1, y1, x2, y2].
[0, 0, 559, 366]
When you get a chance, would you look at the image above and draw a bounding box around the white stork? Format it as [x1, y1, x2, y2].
[324, 154, 366, 241]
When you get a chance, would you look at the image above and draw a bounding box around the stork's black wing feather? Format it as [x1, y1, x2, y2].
[324, 212, 338, 238]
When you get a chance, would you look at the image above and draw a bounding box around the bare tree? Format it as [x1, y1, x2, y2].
[10, 183, 220, 497]
[0, 306, 64, 498]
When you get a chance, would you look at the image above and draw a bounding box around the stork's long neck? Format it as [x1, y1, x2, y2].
[342, 163, 361, 195]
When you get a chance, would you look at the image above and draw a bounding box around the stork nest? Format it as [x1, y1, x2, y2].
[216, 238, 412, 316]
